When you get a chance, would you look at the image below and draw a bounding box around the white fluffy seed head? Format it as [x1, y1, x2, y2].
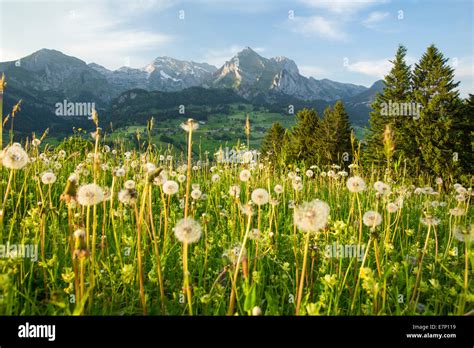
[274, 184, 284, 194]
[346, 176, 366, 193]
[251, 188, 269, 206]
[239, 169, 251, 182]
[191, 189, 202, 200]
[294, 199, 330, 233]
[229, 185, 241, 198]
[2, 144, 29, 170]
[386, 202, 398, 214]
[174, 217, 202, 244]
[77, 184, 104, 206]
[41, 172, 57, 185]
[363, 211, 382, 228]
[163, 180, 179, 195]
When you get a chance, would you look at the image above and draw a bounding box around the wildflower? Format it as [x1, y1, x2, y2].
[453, 225, 473, 242]
[435, 177, 443, 185]
[274, 184, 284, 194]
[32, 138, 41, 147]
[163, 180, 179, 195]
[229, 185, 241, 198]
[114, 167, 126, 177]
[239, 169, 251, 182]
[153, 171, 167, 186]
[118, 189, 137, 205]
[305, 169, 314, 178]
[252, 306, 262, 316]
[420, 215, 440, 226]
[178, 174, 186, 183]
[73, 229, 86, 239]
[41, 172, 57, 185]
[2, 144, 29, 170]
[174, 217, 202, 244]
[240, 203, 253, 216]
[180, 119, 199, 132]
[249, 228, 260, 240]
[292, 181, 303, 192]
[77, 184, 104, 206]
[346, 176, 366, 193]
[211, 174, 220, 183]
[223, 244, 248, 265]
[143, 162, 156, 173]
[374, 181, 391, 195]
[294, 199, 330, 233]
[386, 202, 399, 214]
[251, 188, 269, 206]
[191, 189, 202, 200]
[449, 207, 465, 217]
[362, 211, 382, 228]
[124, 180, 136, 190]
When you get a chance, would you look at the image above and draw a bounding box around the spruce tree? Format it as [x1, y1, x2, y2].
[288, 108, 321, 165]
[412, 44, 461, 178]
[318, 101, 352, 165]
[260, 122, 286, 166]
[363, 45, 416, 171]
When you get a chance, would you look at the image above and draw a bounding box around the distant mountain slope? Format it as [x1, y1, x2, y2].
[210, 47, 367, 101]
[107, 87, 247, 127]
[0, 48, 381, 135]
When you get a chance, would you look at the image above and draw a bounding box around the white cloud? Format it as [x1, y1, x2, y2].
[289, 16, 346, 40]
[299, 65, 327, 78]
[203, 45, 266, 68]
[299, 0, 387, 14]
[453, 56, 474, 77]
[0, 0, 176, 69]
[452, 56, 474, 97]
[347, 58, 391, 78]
[362, 11, 389, 29]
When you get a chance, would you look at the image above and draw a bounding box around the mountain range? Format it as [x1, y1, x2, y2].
[0, 47, 383, 135]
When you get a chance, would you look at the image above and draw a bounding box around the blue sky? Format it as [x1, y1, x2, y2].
[0, 0, 473, 95]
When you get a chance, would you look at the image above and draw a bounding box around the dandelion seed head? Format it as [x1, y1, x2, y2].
[294, 199, 330, 233]
[363, 211, 382, 228]
[449, 207, 465, 216]
[229, 185, 241, 198]
[420, 215, 440, 226]
[374, 181, 391, 195]
[251, 188, 269, 206]
[453, 225, 473, 242]
[41, 171, 57, 185]
[191, 189, 202, 200]
[274, 184, 284, 194]
[163, 180, 179, 195]
[77, 184, 104, 206]
[118, 189, 137, 205]
[239, 169, 251, 182]
[174, 217, 202, 244]
[124, 180, 136, 190]
[2, 144, 29, 170]
[180, 119, 199, 132]
[386, 202, 398, 214]
[347, 176, 366, 193]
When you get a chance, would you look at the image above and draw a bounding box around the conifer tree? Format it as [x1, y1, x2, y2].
[260, 122, 286, 166]
[412, 44, 462, 178]
[288, 108, 321, 164]
[318, 101, 352, 165]
[363, 45, 415, 171]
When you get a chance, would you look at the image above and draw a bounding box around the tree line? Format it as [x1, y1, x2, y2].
[261, 44, 473, 180]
